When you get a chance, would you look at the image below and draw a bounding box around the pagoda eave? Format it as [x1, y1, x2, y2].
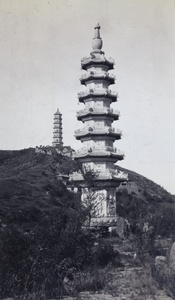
[75, 132, 121, 140]
[81, 58, 114, 71]
[72, 178, 127, 188]
[80, 75, 115, 85]
[77, 114, 119, 121]
[78, 93, 117, 102]
[74, 152, 124, 161]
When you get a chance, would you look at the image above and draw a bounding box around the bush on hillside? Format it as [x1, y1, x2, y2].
[116, 187, 175, 241]
[0, 187, 94, 299]
[93, 240, 119, 267]
[72, 267, 108, 293]
[0, 209, 120, 299]
[54, 154, 80, 175]
[151, 207, 175, 239]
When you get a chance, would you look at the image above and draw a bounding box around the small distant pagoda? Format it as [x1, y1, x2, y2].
[52, 108, 63, 149]
[71, 24, 128, 225]
[36, 108, 74, 157]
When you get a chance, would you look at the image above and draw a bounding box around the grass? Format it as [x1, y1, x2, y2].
[72, 267, 109, 294]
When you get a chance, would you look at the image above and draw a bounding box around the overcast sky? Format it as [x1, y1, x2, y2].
[0, 0, 175, 194]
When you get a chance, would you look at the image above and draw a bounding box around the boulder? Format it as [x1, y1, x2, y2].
[155, 256, 169, 284]
[169, 241, 175, 273]
[155, 237, 172, 254]
[155, 256, 168, 272]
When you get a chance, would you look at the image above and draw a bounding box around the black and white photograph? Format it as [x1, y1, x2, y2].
[0, 1, 175, 299]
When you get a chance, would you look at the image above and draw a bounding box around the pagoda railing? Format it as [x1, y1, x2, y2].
[53, 131, 62, 134]
[74, 147, 124, 156]
[75, 127, 122, 137]
[98, 170, 128, 180]
[81, 56, 115, 65]
[71, 169, 128, 181]
[80, 72, 115, 81]
[78, 89, 117, 98]
[76, 107, 120, 117]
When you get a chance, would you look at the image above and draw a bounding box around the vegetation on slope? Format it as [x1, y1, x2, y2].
[117, 165, 175, 203]
[115, 165, 175, 239]
[0, 149, 121, 299]
[0, 149, 85, 298]
[0, 148, 175, 298]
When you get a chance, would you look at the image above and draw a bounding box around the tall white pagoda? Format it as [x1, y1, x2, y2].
[72, 24, 128, 224]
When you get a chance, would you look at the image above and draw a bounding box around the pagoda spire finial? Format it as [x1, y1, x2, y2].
[94, 23, 101, 39]
[92, 23, 103, 51]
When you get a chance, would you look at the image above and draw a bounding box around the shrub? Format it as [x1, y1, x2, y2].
[93, 240, 120, 267]
[73, 267, 108, 293]
[0, 191, 93, 299]
[73, 230, 96, 269]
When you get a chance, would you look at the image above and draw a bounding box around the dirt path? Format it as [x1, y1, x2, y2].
[63, 264, 174, 300]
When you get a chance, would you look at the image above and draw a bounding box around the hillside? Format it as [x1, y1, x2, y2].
[0, 148, 79, 225]
[0, 148, 175, 299]
[0, 148, 174, 226]
[0, 148, 86, 299]
[117, 165, 175, 203]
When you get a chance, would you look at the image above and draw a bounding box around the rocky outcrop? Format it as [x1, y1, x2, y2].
[169, 241, 175, 273]
[155, 256, 168, 273]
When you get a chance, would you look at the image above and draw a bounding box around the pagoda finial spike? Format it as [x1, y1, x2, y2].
[92, 23, 103, 51]
[94, 23, 100, 39]
[54, 108, 61, 115]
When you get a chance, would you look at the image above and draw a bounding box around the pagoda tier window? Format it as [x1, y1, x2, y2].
[85, 101, 93, 108]
[105, 140, 113, 147]
[95, 163, 105, 170]
[95, 140, 104, 147]
[105, 120, 111, 126]
[83, 162, 93, 170]
[95, 101, 103, 108]
[106, 162, 113, 169]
